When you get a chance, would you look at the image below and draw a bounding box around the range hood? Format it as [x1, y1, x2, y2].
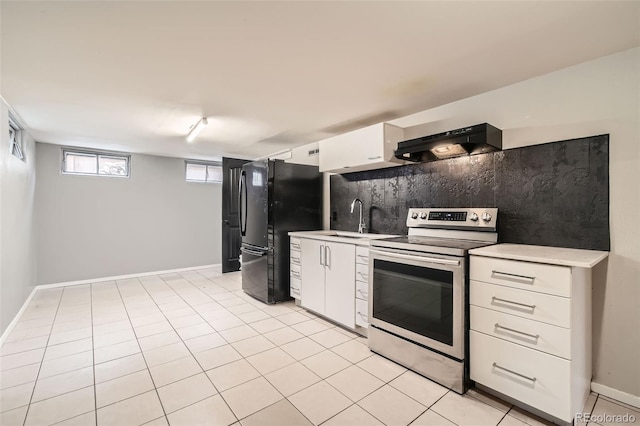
[393, 123, 502, 163]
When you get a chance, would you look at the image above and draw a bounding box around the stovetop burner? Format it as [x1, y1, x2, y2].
[371, 236, 495, 256]
[371, 208, 499, 256]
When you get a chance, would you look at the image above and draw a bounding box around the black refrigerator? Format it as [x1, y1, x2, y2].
[239, 159, 322, 303]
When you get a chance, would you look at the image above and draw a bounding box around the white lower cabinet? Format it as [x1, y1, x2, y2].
[299, 238, 356, 329]
[289, 238, 302, 300]
[354, 246, 370, 329]
[470, 253, 592, 423]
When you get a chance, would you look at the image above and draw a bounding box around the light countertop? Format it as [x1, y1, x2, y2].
[469, 243, 608, 268]
[288, 230, 398, 246]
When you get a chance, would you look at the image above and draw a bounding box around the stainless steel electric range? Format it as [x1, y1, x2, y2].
[368, 207, 498, 394]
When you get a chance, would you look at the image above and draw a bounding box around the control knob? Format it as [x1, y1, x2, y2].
[420, 212, 428, 220]
[481, 211, 492, 222]
[469, 212, 479, 222]
[411, 212, 419, 219]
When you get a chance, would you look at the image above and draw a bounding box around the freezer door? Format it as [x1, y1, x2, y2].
[240, 161, 269, 248]
[240, 244, 270, 303]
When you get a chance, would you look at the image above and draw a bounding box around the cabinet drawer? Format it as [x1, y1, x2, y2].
[290, 251, 301, 266]
[470, 281, 570, 328]
[355, 263, 369, 283]
[290, 238, 302, 252]
[290, 277, 301, 291]
[356, 247, 369, 265]
[355, 281, 369, 301]
[471, 256, 571, 297]
[470, 331, 571, 421]
[355, 298, 368, 328]
[470, 305, 571, 359]
[290, 263, 301, 280]
[290, 286, 301, 300]
[290, 278, 301, 300]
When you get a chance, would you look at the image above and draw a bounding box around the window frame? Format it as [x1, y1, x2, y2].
[61, 148, 131, 178]
[8, 116, 25, 161]
[185, 160, 223, 183]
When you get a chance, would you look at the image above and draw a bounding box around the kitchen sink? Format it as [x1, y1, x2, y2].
[322, 231, 397, 240]
[289, 229, 399, 244]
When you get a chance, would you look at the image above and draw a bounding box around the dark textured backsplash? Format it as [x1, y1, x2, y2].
[330, 135, 609, 251]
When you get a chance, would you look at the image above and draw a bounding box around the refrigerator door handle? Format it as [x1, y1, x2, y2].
[325, 245, 331, 269]
[320, 245, 324, 266]
[239, 170, 247, 236]
[240, 246, 268, 257]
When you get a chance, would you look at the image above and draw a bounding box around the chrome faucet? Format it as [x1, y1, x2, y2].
[350, 198, 367, 234]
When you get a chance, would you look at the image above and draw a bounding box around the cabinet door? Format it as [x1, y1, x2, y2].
[300, 239, 326, 315]
[319, 124, 385, 172]
[324, 242, 356, 329]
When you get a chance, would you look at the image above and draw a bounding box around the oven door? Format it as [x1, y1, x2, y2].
[369, 248, 465, 360]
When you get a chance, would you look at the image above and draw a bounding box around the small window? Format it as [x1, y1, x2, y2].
[9, 117, 24, 161]
[62, 149, 130, 177]
[186, 161, 222, 183]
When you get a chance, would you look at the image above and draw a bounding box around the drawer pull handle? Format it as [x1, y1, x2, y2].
[357, 289, 369, 297]
[291, 243, 301, 249]
[491, 296, 536, 311]
[357, 272, 369, 280]
[291, 288, 300, 295]
[357, 312, 368, 318]
[291, 271, 300, 278]
[492, 363, 537, 383]
[492, 270, 535, 282]
[291, 257, 300, 264]
[357, 255, 369, 261]
[495, 323, 539, 341]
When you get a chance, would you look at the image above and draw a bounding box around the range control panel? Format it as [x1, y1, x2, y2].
[406, 208, 498, 230]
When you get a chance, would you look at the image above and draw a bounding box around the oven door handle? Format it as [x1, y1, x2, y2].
[369, 250, 460, 266]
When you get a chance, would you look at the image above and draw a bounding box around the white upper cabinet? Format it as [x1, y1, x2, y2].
[319, 123, 406, 173]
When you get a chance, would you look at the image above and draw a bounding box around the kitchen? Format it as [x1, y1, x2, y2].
[1, 2, 639, 426]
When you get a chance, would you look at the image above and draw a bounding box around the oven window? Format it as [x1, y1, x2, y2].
[373, 259, 453, 346]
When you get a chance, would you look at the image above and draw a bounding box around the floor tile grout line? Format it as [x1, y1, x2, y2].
[113, 278, 170, 421]
[89, 282, 98, 426]
[427, 391, 467, 426]
[0, 360, 44, 375]
[179, 270, 310, 422]
[597, 394, 640, 413]
[17, 270, 532, 426]
[140, 415, 169, 426]
[168, 271, 288, 338]
[139, 274, 241, 423]
[21, 286, 65, 426]
[48, 408, 96, 426]
[465, 394, 512, 417]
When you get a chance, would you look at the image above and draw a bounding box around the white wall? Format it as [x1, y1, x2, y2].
[0, 99, 37, 334]
[386, 48, 639, 399]
[36, 143, 222, 284]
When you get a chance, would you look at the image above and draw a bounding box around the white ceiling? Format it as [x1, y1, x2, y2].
[2, 1, 639, 161]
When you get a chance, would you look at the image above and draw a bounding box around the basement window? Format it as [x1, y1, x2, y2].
[62, 149, 130, 177]
[185, 161, 222, 183]
[9, 116, 24, 161]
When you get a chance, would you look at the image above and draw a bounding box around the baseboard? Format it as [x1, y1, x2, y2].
[592, 381, 640, 409]
[0, 287, 38, 346]
[36, 264, 221, 289]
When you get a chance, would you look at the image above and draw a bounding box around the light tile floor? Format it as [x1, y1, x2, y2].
[1, 268, 638, 426]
